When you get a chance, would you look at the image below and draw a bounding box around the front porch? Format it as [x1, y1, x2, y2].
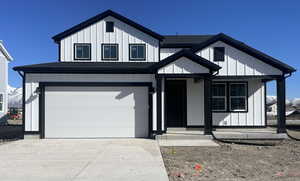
[156, 127, 288, 141]
[155, 75, 289, 137]
[152, 49, 289, 139]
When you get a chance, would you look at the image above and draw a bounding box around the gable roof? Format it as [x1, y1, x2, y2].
[0, 41, 13, 61]
[150, 49, 221, 72]
[190, 33, 296, 73]
[13, 62, 156, 73]
[52, 10, 164, 43]
[161, 35, 214, 48]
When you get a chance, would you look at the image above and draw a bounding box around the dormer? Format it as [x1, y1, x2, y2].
[52, 10, 163, 62]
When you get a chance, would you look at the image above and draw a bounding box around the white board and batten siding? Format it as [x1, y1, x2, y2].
[212, 79, 265, 126]
[160, 42, 283, 76]
[60, 16, 159, 62]
[158, 57, 210, 74]
[196, 41, 283, 76]
[24, 73, 158, 132]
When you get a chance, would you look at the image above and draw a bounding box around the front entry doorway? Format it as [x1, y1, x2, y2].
[165, 80, 187, 127]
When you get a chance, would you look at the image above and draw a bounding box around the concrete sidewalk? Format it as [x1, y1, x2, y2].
[0, 139, 169, 181]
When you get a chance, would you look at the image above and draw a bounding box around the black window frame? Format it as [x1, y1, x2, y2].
[229, 82, 248, 112]
[213, 47, 225, 62]
[101, 43, 119, 61]
[106, 21, 114, 32]
[212, 83, 227, 112]
[74, 43, 91, 61]
[212, 81, 248, 113]
[129, 44, 146, 61]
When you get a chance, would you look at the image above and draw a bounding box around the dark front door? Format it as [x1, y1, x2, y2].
[165, 80, 187, 127]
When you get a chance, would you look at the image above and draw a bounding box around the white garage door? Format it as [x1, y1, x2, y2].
[44, 86, 149, 138]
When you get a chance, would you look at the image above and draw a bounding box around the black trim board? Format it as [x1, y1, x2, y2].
[13, 62, 157, 74]
[22, 73, 26, 138]
[58, 42, 61, 62]
[156, 73, 211, 78]
[264, 82, 267, 126]
[214, 75, 282, 80]
[190, 33, 296, 73]
[156, 77, 162, 134]
[150, 49, 221, 72]
[52, 10, 164, 42]
[38, 82, 153, 139]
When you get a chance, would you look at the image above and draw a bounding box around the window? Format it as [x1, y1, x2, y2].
[74, 43, 91, 60]
[213, 47, 225, 61]
[0, 93, 3, 112]
[212, 83, 226, 111]
[129, 44, 146, 60]
[106, 21, 114, 32]
[102, 44, 118, 60]
[212, 82, 248, 112]
[229, 83, 247, 111]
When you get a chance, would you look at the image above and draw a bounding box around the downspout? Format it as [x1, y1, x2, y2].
[282, 72, 300, 141]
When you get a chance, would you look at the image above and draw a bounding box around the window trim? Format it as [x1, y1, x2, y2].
[101, 43, 119, 61]
[74, 43, 91, 61]
[212, 81, 248, 113]
[212, 83, 227, 112]
[129, 44, 146, 61]
[106, 21, 114, 32]
[213, 47, 225, 62]
[0, 93, 4, 112]
[229, 82, 248, 112]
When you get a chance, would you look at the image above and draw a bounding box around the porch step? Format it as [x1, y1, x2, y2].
[213, 132, 288, 140]
[156, 134, 213, 140]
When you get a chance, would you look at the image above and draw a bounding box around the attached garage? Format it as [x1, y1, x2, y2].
[39, 83, 152, 138]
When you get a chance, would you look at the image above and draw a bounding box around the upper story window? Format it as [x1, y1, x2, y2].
[102, 44, 118, 60]
[213, 47, 225, 61]
[0, 93, 3, 112]
[74, 43, 91, 60]
[129, 44, 146, 61]
[106, 21, 114, 32]
[212, 83, 226, 111]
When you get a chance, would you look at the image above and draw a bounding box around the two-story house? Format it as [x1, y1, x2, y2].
[14, 10, 296, 138]
[0, 41, 13, 124]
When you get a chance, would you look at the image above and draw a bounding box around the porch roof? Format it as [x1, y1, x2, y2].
[150, 49, 221, 73]
[13, 62, 156, 73]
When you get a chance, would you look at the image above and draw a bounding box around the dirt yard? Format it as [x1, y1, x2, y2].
[161, 140, 300, 181]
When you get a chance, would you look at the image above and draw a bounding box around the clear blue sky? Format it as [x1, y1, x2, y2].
[1, 0, 299, 98]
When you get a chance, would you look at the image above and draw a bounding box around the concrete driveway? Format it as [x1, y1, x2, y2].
[0, 139, 169, 181]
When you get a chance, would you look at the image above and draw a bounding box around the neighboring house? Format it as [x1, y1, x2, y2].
[0, 41, 13, 123]
[14, 10, 296, 138]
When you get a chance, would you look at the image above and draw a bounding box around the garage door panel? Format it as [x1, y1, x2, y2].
[44, 86, 148, 138]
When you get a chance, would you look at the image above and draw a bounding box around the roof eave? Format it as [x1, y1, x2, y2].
[150, 49, 221, 72]
[0, 41, 13, 61]
[191, 33, 296, 74]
